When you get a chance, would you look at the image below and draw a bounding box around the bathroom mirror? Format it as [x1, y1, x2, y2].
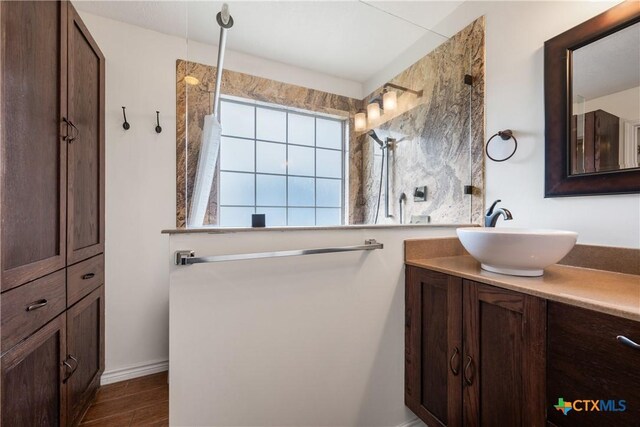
[545, 1, 640, 197]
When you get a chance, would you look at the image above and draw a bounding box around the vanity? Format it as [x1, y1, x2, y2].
[404, 238, 640, 427]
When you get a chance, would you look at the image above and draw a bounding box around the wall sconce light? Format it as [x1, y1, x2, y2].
[383, 89, 397, 112]
[356, 82, 423, 131]
[367, 101, 381, 121]
[354, 110, 367, 132]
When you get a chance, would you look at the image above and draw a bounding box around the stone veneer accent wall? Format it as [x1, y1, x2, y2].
[358, 17, 485, 225]
[176, 17, 484, 227]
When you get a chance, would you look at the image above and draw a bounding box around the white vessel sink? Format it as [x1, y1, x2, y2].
[456, 227, 578, 277]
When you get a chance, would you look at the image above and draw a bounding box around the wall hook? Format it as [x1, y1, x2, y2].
[122, 106, 130, 130]
[155, 111, 162, 133]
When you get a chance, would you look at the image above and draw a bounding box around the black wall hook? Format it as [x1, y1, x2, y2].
[122, 106, 130, 130]
[155, 111, 162, 133]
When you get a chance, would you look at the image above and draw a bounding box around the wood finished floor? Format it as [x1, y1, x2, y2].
[80, 372, 169, 426]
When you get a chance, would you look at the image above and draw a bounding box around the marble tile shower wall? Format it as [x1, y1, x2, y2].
[357, 18, 485, 225]
[175, 18, 484, 227]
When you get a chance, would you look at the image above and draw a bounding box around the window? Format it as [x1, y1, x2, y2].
[218, 98, 345, 227]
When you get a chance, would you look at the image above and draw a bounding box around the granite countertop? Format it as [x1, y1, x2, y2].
[406, 255, 640, 322]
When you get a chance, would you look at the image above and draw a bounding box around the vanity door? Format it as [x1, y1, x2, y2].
[405, 266, 463, 427]
[66, 4, 105, 265]
[547, 302, 640, 426]
[462, 281, 546, 427]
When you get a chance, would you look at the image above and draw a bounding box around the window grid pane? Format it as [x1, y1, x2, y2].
[218, 98, 344, 227]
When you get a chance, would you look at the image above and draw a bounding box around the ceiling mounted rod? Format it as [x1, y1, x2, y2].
[213, 4, 234, 119]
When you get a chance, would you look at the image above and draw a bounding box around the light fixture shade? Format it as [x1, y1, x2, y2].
[354, 112, 367, 131]
[367, 102, 381, 121]
[383, 90, 397, 112]
[184, 75, 200, 85]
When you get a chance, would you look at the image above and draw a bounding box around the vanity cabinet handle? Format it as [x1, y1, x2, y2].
[82, 272, 95, 280]
[26, 299, 48, 312]
[63, 355, 79, 383]
[449, 347, 460, 375]
[463, 356, 474, 386]
[617, 335, 640, 350]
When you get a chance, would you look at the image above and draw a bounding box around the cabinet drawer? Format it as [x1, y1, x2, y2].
[548, 302, 640, 426]
[67, 254, 104, 307]
[1, 270, 66, 354]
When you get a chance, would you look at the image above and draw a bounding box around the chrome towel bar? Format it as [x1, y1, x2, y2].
[174, 239, 383, 266]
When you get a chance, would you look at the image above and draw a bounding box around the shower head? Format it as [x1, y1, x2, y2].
[367, 130, 385, 148]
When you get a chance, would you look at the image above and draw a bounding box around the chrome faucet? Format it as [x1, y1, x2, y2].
[485, 199, 513, 227]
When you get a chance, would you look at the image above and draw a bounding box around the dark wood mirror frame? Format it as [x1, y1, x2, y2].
[544, 1, 640, 197]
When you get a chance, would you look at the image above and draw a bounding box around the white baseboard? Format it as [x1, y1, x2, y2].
[395, 418, 425, 427]
[100, 359, 169, 385]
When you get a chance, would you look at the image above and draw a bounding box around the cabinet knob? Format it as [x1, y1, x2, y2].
[82, 272, 95, 280]
[617, 335, 640, 350]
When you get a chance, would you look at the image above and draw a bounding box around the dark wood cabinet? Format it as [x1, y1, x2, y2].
[571, 109, 620, 175]
[405, 267, 462, 427]
[462, 280, 546, 427]
[405, 267, 546, 427]
[66, 286, 105, 426]
[0, 0, 68, 292]
[66, 5, 105, 265]
[547, 302, 640, 426]
[1, 1, 105, 425]
[1, 315, 67, 427]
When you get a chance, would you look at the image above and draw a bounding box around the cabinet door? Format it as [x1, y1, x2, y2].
[462, 281, 546, 427]
[547, 302, 640, 427]
[405, 266, 463, 427]
[66, 5, 105, 265]
[66, 285, 105, 426]
[1, 314, 67, 427]
[0, 0, 67, 291]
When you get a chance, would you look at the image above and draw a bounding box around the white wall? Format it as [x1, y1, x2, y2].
[78, 12, 363, 377]
[169, 227, 457, 427]
[433, 1, 639, 248]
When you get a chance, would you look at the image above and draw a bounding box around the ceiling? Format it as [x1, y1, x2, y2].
[72, 1, 462, 84]
[573, 21, 640, 100]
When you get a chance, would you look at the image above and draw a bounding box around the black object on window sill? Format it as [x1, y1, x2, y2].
[252, 214, 265, 228]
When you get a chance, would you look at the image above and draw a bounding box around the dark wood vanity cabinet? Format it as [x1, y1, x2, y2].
[405, 266, 546, 427]
[547, 302, 640, 427]
[405, 267, 462, 426]
[1, 1, 105, 425]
